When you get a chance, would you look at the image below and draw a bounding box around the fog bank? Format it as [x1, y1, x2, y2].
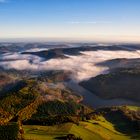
[0, 49, 140, 81]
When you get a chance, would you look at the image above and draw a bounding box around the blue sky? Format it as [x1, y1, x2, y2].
[0, 0, 140, 42]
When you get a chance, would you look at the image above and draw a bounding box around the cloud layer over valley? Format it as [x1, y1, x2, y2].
[0, 46, 140, 81]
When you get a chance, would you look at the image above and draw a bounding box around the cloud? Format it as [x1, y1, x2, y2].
[1, 49, 140, 82]
[1, 52, 42, 62]
[24, 48, 48, 53]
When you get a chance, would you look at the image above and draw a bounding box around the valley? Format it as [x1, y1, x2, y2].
[0, 43, 140, 140]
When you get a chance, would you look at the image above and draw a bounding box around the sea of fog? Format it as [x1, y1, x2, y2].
[1, 44, 140, 108]
[0, 44, 140, 81]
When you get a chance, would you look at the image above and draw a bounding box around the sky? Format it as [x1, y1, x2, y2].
[0, 0, 140, 42]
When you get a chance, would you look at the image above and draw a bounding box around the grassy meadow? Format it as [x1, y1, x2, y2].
[23, 115, 139, 140]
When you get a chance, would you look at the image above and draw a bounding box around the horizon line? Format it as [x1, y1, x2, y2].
[0, 36, 140, 44]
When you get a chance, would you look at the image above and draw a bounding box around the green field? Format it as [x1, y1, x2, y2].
[23, 115, 138, 140]
[126, 106, 140, 111]
[23, 123, 101, 140]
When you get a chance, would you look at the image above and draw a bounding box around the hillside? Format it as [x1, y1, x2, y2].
[0, 52, 140, 139]
[80, 67, 140, 102]
[23, 106, 140, 140]
[21, 44, 140, 61]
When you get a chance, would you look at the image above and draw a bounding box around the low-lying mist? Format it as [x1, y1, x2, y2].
[0, 48, 140, 81]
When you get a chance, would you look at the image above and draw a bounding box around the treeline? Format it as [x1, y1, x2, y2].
[23, 100, 82, 125]
[55, 134, 83, 140]
[23, 115, 80, 126]
[0, 79, 40, 125]
[93, 106, 140, 134]
[80, 67, 140, 101]
[35, 100, 81, 116]
[0, 123, 19, 140]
